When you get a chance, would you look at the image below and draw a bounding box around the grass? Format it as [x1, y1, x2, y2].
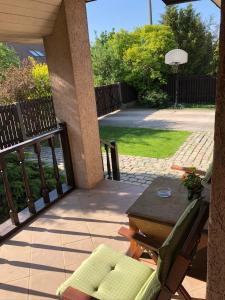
[100, 126, 191, 159]
[178, 104, 215, 109]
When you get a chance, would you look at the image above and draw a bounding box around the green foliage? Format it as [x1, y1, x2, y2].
[123, 25, 176, 93]
[91, 30, 127, 86]
[139, 89, 170, 108]
[0, 59, 52, 104]
[30, 61, 51, 99]
[0, 153, 58, 223]
[91, 25, 176, 104]
[161, 4, 217, 75]
[0, 43, 20, 79]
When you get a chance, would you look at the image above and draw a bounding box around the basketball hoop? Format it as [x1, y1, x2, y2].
[165, 49, 188, 107]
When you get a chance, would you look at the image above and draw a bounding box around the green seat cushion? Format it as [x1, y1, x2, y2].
[57, 244, 154, 300]
[157, 198, 202, 284]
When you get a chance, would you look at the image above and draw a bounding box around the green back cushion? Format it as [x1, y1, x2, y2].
[135, 198, 202, 300]
[157, 198, 201, 284]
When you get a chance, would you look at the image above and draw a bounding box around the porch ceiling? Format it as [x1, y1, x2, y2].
[0, 0, 94, 44]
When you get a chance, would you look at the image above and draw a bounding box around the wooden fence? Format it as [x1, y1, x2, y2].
[0, 98, 57, 150]
[95, 82, 137, 117]
[166, 75, 216, 104]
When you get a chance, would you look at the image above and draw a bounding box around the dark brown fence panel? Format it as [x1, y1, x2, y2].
[20, 98, 57, 137]
[118, 82, 138, 104]
[0, 104, 23, 149]
[95, 82, 137, 117]
[166, 75, 216, 104]
[95, 84, 121, 117]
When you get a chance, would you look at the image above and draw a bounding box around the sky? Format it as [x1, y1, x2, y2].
[86, 0, 221, 43]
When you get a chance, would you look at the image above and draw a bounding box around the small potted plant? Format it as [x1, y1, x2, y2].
[181, 168, 204, 201]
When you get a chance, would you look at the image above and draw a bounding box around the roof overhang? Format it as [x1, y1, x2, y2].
[162, 0, 221, 8]
[0, 0, 95, 44]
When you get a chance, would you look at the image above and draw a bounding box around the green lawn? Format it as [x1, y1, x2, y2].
[100, 126, 191, 159]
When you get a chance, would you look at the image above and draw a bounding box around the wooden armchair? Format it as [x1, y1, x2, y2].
[57, 198, 209, 300]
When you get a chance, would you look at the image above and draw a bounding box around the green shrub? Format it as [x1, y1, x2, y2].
[139, 89, 170, 108]
[0, 153, 62, 223]
[29, 62, 51, 100]
[0, 59, 52, 104]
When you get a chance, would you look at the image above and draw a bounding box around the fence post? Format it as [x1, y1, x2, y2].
[59, 122, 75, 188]
[16, 102, 27, 141]
[118, 82, 123, 105]
[110, 141, 120, 181]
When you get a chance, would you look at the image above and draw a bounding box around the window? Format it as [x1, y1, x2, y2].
[29, 50, 45, 57]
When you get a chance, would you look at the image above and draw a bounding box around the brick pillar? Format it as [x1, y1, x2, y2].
[207, 3, 225, 299]
[44, 0, 103, 188]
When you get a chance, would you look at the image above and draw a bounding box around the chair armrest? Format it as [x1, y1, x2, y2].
[133, 232, 161, 252]
[61, 287, 97, 300]
[171, 165, 206, 176]
[118, 226, 136, 240]
[118, 226, 161, 252]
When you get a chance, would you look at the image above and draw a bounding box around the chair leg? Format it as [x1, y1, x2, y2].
[178, 285, 192, 300]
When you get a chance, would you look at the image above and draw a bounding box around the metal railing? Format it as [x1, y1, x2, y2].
[0, 122, 74, 240]
[101, 140, 120, 181]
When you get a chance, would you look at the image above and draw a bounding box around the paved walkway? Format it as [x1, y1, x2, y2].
[99, 108, 215, 132]
[119, 131, 213, 188]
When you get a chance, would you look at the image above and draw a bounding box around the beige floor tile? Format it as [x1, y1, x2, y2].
[91, 231, 130, 254]
[182, 276, 206, 294]
[63, 238, 94, 268]
[191, 286, 206, 299]
[60, 221, 91, 245]
[86, 217, 128, 236]
[28, 271, 65, 300]
[0, 277, 29, 300]
[30, 248, 64, 276]
[30, 226, 61, 248]
[0, 260, 30, 284]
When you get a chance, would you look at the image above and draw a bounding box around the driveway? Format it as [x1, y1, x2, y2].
[99, 108, 215, 132]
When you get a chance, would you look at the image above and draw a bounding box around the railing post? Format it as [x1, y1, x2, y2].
[34, 142, 50, 204]
[17, 149, 36, 214]
[110, 141, 120, 181]
[48, 137, 63, 196]
[0, 156, 19, 226]
[59, 122, 75, 188]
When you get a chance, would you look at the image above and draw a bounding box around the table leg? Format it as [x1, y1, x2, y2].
[129, 220, 142, 259]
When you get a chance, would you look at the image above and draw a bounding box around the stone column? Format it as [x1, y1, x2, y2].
[207, 3, 225, 299]
[43, 0, 103, 189]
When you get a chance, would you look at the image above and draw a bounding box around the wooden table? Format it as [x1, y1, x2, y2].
[127, 177, 209, 252]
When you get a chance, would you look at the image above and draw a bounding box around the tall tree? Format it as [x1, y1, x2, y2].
[161, 4, 216, 75]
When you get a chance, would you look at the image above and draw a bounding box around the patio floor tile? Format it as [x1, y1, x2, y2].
[0, 180, 207, 299]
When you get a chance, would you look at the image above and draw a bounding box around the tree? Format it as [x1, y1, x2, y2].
[91, 30, 127, 86]
[161, 4, 216, 75]
[0, 43, 20, 79]
[91, 25, 176, 106]
[123, 25, 176, 93]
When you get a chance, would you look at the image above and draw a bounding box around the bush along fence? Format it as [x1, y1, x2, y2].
[166, 75, 216, 105]
[95, 82, 137, 117]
